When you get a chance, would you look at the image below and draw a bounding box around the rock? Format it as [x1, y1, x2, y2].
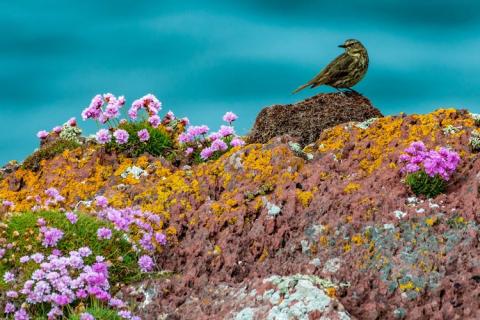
[247, 92, 383, 145]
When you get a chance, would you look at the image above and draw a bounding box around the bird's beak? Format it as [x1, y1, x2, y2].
[338, 44, 346, 48]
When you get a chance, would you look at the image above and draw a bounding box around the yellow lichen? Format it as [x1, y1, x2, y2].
[296, 190, 313, 207]
[399, 281, 415, 291]
[213, 245, 222, 255]
[258, 248, 269, 262]
[343, 182, 360, 193]
[351, 234, 365, 246]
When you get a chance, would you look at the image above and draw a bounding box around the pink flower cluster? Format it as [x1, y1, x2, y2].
[3, 248, 138, 319]
[36, 117, 78, 141]
[45, 188, 65, 207]
[82, 93, 126, 123]
[97, 207, 167, 255]
[40, 227, 64, 248]
[399, 141, 460, 181]
[2, 200, 14, 209]
[178, 112, 245, 160]
[128, 94, 162, 120]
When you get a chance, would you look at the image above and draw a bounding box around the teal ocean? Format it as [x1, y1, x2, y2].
[1, 0, 480, 164]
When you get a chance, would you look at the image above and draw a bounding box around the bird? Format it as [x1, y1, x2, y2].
[293, 39, 369, 94]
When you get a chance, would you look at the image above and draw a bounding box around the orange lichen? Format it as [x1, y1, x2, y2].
[325, 287, 337, 298]
[258, 248, 269, 262]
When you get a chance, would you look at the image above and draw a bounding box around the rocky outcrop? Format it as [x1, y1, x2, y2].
[1, 108, 480, 319]
[247, 92, 383, 145]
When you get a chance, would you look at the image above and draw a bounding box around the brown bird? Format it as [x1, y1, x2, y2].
[293, 39, 369, 94]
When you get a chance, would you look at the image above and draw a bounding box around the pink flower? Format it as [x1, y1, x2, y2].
[200, 147, 215, 160]
[180, 117, 190, 126]
[37, 130, 49, 139]
[138, 255, 154, 272]
[80, 313, 95, 320]
[113, 129, 129, 145]
[97, 227, 112, 240]
[3, 271, 15, 283]
[3, 200, 14, 208]
[149, 115, 161, 128]
[52, 126, 63, 134]
[165, 111, 175, 120]
[185, 147, 194, 155]
[65, 211, 78, 224]
[118, 310, 132, 319]
[96, 129, 112, 144]
[6, 290, 18, 298]
[41, 227, 64, 248]
[4, 302, 15, 313]
[218, 125, 234, 137]
[211, 139, 228, 152]
[208, 132, 222, 141]
[117, 96, 126, 106]
[230, 137, 245, 147]
[14, 308, 29, 320]
[95, 196, 109, 208]
[67, 117, 77, 126]
[19, 256, 30, 264]
[155, 232, 167, 245]
[222, 111, 238, 123]
[137, 129, 150, 142]
[31, 253, 44, 263]
[178, 133, 193, 144]
[128, 108, 138, 120]
[104, 104, 120, 119]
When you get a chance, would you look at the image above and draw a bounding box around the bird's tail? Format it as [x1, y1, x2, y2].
[292, 83, 310, 94]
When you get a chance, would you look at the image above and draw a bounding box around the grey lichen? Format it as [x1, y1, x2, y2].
[469, 130, 480, 152]
[442, 125, 461, 135]
[121, 166, 148, 179]
[288, 141, 314, 161]
[355, 117, 378, 129]
[263, 197, 281, 216]
[470, 112, 480, 126]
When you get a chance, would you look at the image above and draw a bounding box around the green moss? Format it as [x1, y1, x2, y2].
[405, 171, 446, 198]
[68, 301, 122, 320]
[22, 139, 81, 171]
[111, 121, 173, 157]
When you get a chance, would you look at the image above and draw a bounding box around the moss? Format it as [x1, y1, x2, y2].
[22, 139, 81, 171]
[111, 121, 174, 157]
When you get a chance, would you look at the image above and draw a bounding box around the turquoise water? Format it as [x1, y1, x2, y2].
[1, 1, 480, 164]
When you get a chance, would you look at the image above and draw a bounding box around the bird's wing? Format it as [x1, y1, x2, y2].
[309, 53, 354, 88]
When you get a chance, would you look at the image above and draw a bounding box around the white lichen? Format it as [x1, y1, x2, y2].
[355, 118, 378, 129]
[121, 166, 148, 179]
[469, 130, 480, 152]
[442, 125, 461, 135]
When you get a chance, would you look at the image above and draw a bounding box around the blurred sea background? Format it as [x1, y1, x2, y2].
[1, 0, 480, 164]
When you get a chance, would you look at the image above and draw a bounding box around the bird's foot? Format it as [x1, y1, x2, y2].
[345, 88, 362, 96]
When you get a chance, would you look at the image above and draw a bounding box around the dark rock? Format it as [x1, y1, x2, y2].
[247, 92, 383, 145]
